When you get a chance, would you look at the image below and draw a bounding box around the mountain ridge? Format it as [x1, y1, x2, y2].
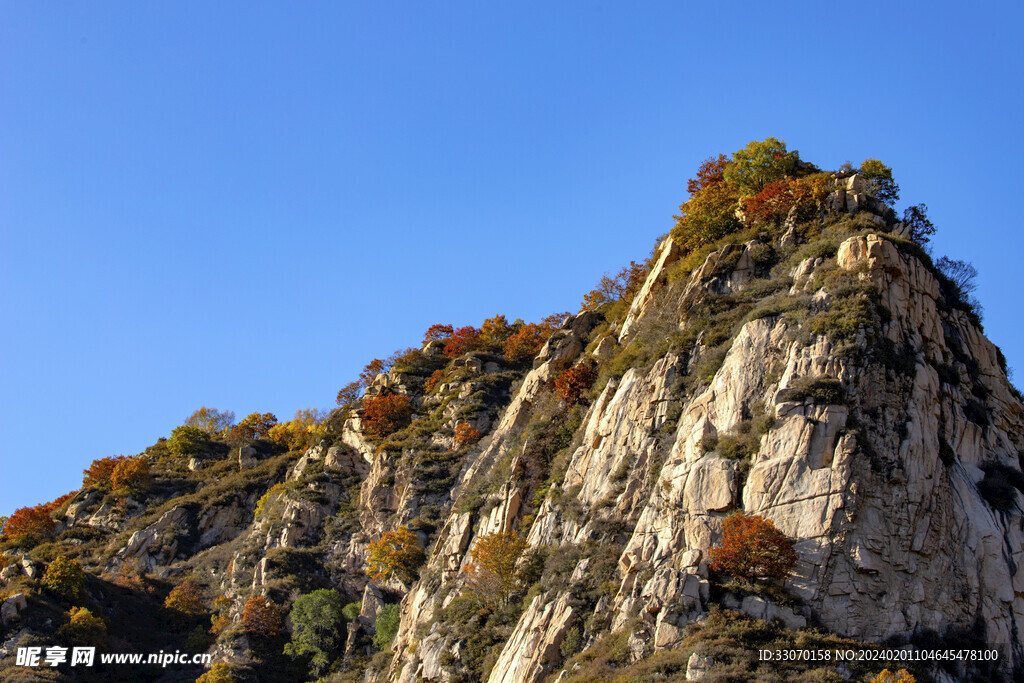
[2, 141, 1022, 683]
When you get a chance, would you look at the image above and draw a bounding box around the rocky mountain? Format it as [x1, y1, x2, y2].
[2, 143, 1022, 683]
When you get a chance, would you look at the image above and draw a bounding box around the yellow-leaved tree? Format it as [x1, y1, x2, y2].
[461, 530, 527, 608]
[366, 527, 425, 584]
[164, 579, 205, 616]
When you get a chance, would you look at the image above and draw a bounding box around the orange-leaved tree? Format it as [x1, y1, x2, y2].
[443, 326, 483, 357]
[480, 315, 515, 350]
[229, 412, 278, 442]
[164, 579, 205, 616]
[2, 504, 57, 545]
[503, 321, 557, 363]
[461, 530, 528, 608]
[870, 670, 915, 683]
[361, 393, 412, 439]
[336, 355, 401, 407]
[709, 511, 797, 583]
[741, 179, 797, 226]
[453, 423, 482, 450]
[424, 369, 445, 394]
[554, 363, 598, 407]
[41, 492, 75, 514]
[422, 323, 454, 346]
[83, 455, 129, 489]
[366, 527, 425, 584]
[112, 558, 151, 594]
[687, 154, 730, 195]
[109, 455, 152, 493]
[242, 595, 282, 637]
[580, 260, 648, 311]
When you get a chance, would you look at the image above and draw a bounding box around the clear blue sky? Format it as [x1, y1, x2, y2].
[2, 2, 1022, 514]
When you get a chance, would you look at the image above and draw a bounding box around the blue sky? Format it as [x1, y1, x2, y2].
[2, 2, 1022, 514]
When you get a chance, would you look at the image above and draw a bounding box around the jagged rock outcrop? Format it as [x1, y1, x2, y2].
[384, 219, 1024, 682]
[7, 172, 1021, 683]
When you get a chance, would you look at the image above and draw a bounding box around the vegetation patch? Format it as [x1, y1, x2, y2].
[778, 376, 846, 405]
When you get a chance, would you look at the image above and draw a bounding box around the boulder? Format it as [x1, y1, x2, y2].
[1, 593, 27, 625]
[686, 652, 713, 680]
[238, 445, 258, 469]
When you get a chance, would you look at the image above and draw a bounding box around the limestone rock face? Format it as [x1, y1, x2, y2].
[30, 203, 1024, 681]
[381, 229, 1024, 681]
[487, 594, 577, 683]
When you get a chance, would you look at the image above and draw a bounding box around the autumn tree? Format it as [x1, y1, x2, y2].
[209, 596, 233, 636]
[453, 423, 482, 450]
[424, 369, 445, 394]
[555, 363, 598, 407]
[42, 555, 85, 600]
[56, 607, 108, 649]
[229, 412, 278, 442]
[480, 315, 515, 350]
[461, 530, 528, 608]
[366, 527, 425, 584]
[168, 425, 211, 458]
[443, 326, 483, 357]
[580, 260, 648, 311]
[0, 516, 6, 537]
[687, 154, 730, 195]
[42, 492, 75, 514]
[335, 381, 363, 407]
[112, 558, 151, 594]
[268, 408, 326, 452]
[503, 321, 557, 363]
[109, 455, 152, 493]
[283, 589, 346, 676]
[361, 393, 413, 439]
[2, 504, 57, 544]
[742, 179, 797, 226]
[197, 663, 236, 683]
[164, 579, 205, 616]
[184, 407, 235, 436]
[723, 137, 798, 194]
[858, 159, 900, 206]
[336, 355, 403, 407]
[709, 511, 798, 583]
[83, 455, 129, 489]
[422, 323, 454, 345]
[871, 670, 915, 683]
[242, 595, 282, 637]
[671, 179, 742, 254]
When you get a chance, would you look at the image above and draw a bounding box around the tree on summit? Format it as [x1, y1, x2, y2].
[723, 137, 797, 194]
[858, 158, 900, 206]
[229, 412, 278, 442]
[183, 406, 235, 435]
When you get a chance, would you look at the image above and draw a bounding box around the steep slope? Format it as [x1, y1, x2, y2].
[2, 146, 1022, 683]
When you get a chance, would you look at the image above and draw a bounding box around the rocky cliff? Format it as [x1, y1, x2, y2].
[2, 159, 1022, 683]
